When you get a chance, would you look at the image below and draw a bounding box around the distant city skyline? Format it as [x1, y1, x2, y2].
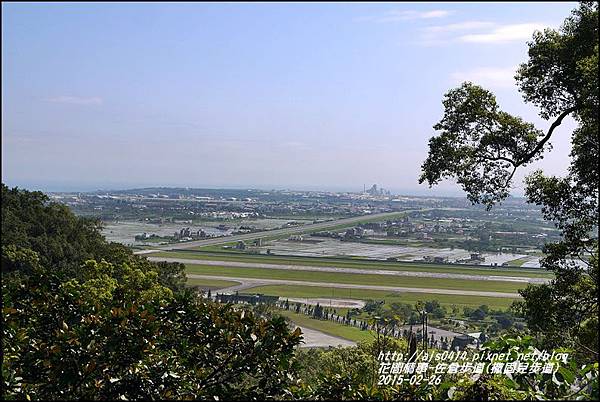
[10, 179, 526, 199]
[2, 2, 578, 196]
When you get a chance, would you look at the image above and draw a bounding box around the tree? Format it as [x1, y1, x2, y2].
[451, 304, 460, 316]
[419, 2, 598, 361]
[470, 308, 487, 321]
[362, 299, 384, 315]
[1, 184, 106, 278]
[496, 312, 514, 330]
[312, 303, 323, 319]
[424, 300, 446, 319]
[389, 302, 413, 324]
[2, 185, 301, 400]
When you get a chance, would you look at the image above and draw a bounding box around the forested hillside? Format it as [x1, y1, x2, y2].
[2, 184, 301, 400]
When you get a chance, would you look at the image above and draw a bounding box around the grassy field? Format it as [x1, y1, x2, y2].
[152, 250, 552, 278]
[186, 278, 240, 289]
[277, 310, 376, 343]
[504, 257, 531, 267]
[184, 263, 526, 293]
[243, 285, 518, 310]
[188, 242, 243, 252]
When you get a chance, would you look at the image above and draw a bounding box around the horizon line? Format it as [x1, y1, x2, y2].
[2, 180, 527, 199]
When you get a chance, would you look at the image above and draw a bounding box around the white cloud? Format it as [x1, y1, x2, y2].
[459, 23, 546, 43]
[450, 66, 518, 89]
[418, 10, 452, 19]
[418, 21, 548, 46]
[424, 21, 495, 33]
[359, 9, 453, 23]
[418, 21, 496, 46]
[45, 96, 103, 105]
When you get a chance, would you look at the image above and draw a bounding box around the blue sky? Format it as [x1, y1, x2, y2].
[2, 2, 578, 195]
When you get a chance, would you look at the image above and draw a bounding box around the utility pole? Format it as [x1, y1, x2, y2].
[422, 310, 428, 352]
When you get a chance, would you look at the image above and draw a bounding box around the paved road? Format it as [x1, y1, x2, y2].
[135, 249, 162, 255]
[294, 325, 356, 348]
[188, 274, 520, 298]
[149, 256, 549, 284]
[217, 278, 268, 293]
[134, 210, 418, 253]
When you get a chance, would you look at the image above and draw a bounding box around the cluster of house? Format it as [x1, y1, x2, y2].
[229, 238, 263, 250]
[173, 227, 208, 240]
[231, 225, 263, 235]
[383, 217, 467, 239]
[309, 217, 470, 242]
[134, 232, 159, 241]
[424, 253, 486, 264]
[201, 211, 259, 219]
[133, 227, 212, 242]
[342, 226, 376, 240]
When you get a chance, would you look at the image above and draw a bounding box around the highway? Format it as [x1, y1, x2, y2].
[136, 210, 417, 252]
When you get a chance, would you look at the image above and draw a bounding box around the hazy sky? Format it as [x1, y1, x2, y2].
[2, 2, 579, 195]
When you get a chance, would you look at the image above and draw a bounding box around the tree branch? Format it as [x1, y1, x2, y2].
[516, 106, 578, 167]
[503, 166, 519, 189]
[479, 154, 517, 165]
[574, 339, 599, 357]
[565, 375, 598, 399]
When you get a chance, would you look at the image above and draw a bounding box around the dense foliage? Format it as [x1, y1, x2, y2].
[2, 184, 301, 400]
[419, 1, 598, 367]
[291, 335, 598, 400]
